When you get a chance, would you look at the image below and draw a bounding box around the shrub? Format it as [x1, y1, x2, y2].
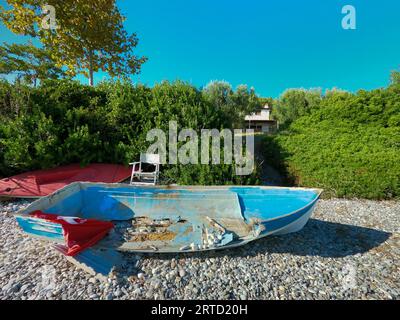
[0, 79, 261, 185]
[263, 85, 400, 199]
[272, 88, 322, 129]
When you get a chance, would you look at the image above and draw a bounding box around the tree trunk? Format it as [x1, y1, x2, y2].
[88, 50, 94, 86]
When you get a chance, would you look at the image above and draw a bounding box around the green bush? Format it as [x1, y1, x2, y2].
[263, 85, 400, 199]
[161, 163, 260, 186]
[0, 79, 260, 185]
[272, 88, 322, 129]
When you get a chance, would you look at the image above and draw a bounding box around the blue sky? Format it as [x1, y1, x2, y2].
[1, 0, 400, 97]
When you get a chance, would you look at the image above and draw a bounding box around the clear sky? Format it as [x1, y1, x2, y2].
[1, 0, 400, 97]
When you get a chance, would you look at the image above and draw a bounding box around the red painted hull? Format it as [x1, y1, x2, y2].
[0, 164, 131, 198]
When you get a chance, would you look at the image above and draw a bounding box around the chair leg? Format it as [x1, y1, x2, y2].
[130, 170, 135, 185]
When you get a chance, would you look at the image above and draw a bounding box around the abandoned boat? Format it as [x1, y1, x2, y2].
[14, 182, 322, 254]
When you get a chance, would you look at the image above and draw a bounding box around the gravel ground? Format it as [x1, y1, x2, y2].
[0, 198, 399, 300]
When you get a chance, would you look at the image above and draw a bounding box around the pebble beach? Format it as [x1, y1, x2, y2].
[0, 198, 399, 300]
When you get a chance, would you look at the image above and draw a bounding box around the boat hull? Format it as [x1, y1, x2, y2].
[15, 183, 322, 253]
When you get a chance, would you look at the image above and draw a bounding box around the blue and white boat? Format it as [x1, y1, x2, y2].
[15, 182, 322, 253]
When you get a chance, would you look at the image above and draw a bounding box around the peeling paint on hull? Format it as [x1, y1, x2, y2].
[14, 182, 322, 253]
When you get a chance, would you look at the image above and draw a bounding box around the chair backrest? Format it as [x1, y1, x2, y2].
[140, 153, 161, 165]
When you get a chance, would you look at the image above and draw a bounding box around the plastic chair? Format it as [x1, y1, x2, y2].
[129, 153, 161, 185]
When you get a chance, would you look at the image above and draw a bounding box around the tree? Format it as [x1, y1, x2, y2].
[1, 0, 147, 86]
[0, 42, 65, 86]
[390, 69, 400, 85]
[202, 81, 261, 128]
[272, 89, 322, 129]
[233, 85, 260, 114]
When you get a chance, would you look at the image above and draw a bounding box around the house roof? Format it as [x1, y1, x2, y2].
[245, 114, 271, 121]
[245, 104, 277, 122]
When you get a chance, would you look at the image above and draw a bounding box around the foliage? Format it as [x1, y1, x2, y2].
[263, 84, 400, 199]
[272, 88, 322, 129]
[161, 163, 260, 186]
[0, 79, 260, 185]
[259, 96, 274, 108]
[391, 69, 400, 85]
[202, 81, 261, 128]
[0, 42, 66, 86]
[1, 0, 147, 85]
[0, 80, 34, 119]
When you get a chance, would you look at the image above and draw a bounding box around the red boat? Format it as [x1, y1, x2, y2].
[0, 164, 131, 198]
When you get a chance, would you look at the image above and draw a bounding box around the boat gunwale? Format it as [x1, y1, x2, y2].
[13, 181, 323, 222]
[246, 189, 322, 223]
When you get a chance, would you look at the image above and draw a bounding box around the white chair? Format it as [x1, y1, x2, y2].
[129, 153, 161, 185]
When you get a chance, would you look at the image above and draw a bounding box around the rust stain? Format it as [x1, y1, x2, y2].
[133, 217, 172, 228]
[129, 231, 177, 242]
[153, 193, 180, 199]
[182, 226, 193, 236]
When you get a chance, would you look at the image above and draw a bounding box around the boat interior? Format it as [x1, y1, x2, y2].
[19, 183, 321, 252]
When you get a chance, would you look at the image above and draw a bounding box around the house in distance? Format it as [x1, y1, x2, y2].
[245, 105, 278, 133]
